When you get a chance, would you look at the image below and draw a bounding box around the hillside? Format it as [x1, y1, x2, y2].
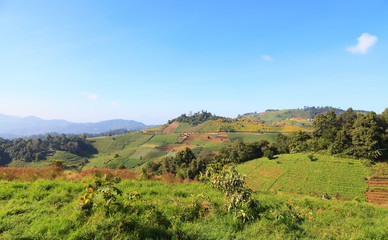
[0, 114, 153, 138]
[241, 107, 368, 123]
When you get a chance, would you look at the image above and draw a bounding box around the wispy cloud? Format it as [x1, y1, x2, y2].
[346, 33, 377, 54]
[82, 92, 98, 101]
[262, 54, 274, 61]
[111, 101, 118, 105]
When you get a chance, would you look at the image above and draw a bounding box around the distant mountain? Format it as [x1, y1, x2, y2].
[0, 114, 153, 139]
[240, 107, 369, 122]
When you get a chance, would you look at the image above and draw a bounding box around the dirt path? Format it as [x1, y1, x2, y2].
[366, 178, 388, 207]
[161, 121, 180, 134]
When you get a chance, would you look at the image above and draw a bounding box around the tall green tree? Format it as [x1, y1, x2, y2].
[351, 112, 385, 159]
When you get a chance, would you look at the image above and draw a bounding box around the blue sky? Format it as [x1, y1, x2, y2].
[0, 0, 387, 124]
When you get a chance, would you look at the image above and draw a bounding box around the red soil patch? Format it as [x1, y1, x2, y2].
[181, 133, 200, 144]
[161, 121, 180, 134]
[200, 134, 230, 143]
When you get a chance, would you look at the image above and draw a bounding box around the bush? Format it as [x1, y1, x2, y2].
[307, 154, 316, 161]
[263, 150, 274, 160]
[206, 165, 260, 223]
[117, 163, 126, 169]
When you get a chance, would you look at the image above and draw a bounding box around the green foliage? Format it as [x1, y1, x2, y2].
[274, 108, 388, 161]
[117, 163, 126, 169]
[144, 148, 214, 179]
[169, 110, 224, 126]
[307, 154, 316, 161]
[219, 139, 275, 164]
[51, 160, 64, 168]
[205, 165, 260, 223]
[263, 150, 274, 160]
[79, 175, 123, 215]
[0, 134, 96, 165]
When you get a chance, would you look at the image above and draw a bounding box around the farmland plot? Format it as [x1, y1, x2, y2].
[237, 153, 369, 200]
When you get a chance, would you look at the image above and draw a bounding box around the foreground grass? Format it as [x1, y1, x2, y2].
[0, 177, 387, 239]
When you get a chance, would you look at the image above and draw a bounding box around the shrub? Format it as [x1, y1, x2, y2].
[206, 165, 260, 222]
[263, 150, 274, 160]
[307, 154, 316, 161]
[117, 163, 126, 169]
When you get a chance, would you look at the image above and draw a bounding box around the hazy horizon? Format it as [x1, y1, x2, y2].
[1, 0, 387, 125]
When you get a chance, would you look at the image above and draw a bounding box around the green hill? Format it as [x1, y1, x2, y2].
[241, 106, 368, 123]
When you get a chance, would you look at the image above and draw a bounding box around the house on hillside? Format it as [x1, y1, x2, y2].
[45, 150, 56, 156]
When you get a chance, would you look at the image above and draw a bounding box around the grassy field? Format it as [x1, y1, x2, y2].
[189, 140, 230, 152]
[0, 176, 387, 239]
[142, 124, 167, 133]
[145, 134, 181, 147]
[174, 121, 218, 133]
[216, 121, 311, 133]
[83, 132, 158, 169]
[227, 133, 278, 143]
[237, 153, 369, 201]
[242, 109, 311, 122]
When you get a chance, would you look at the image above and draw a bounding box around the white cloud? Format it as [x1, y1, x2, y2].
[262, 54, 274, 61]
[111, 101, 118, 105]
[82, 92, 98, 101]
[346, 33, 377, 54]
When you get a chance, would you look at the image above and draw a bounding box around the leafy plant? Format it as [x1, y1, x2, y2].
[79, 175, 123, 215]
[263, 150, 274, 160]
[205, 164, 259, 222]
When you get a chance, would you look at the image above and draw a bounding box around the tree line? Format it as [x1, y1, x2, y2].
[144, 139, 275, 179]
[0, 134, 97, 166]
[15, 128, 132, 140]
[277, 108, 388, 160]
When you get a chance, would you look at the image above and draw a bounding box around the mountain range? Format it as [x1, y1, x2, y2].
[0, 114, 153, 139]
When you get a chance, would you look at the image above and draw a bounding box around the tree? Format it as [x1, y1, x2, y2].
[288, 131, 311, 153]
[331, 108, 358, 153]
[351, 112, 385, 159]
[312, 110, 340, 142]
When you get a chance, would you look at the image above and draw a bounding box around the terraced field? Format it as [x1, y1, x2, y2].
[237, 153, 369, 201]
[366, 178, 388, 206]
[366, 163, 388, 206]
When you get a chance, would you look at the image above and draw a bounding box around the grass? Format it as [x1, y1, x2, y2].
[145, 134, 181, 147]
[143, 124, 167, 133]
[189, 140, 230, 151]
[89, 132, 153, 153]
[237, 153, 369, 201]
[243, 109, 312, 122]
[0, 176, 387, 239]
[174, 121, 218, 133]
[49, 151, 88, 168]
[217, 121, 311, 133]
[82, 132, 155, 169]
[227, 132, 278, 143]
[7, 160, 52, 168]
